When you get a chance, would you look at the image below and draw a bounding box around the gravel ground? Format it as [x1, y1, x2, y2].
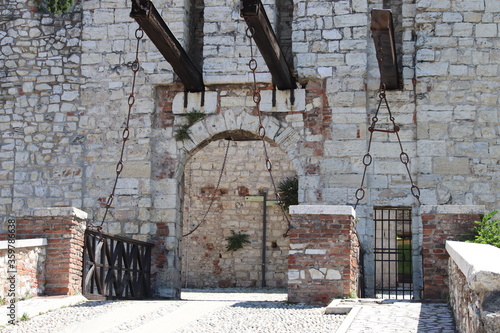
[0, 289, 345, 333]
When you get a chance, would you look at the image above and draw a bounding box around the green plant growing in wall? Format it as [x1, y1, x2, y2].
[277, 176, 298, 212]
[37, 0, 75, 13]
[174, 110, 206, 141]
[467, 210, 500, 248]
[225, 230, 251, 252]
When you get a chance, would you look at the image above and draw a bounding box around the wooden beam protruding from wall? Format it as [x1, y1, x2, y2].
[371, 9, 400, 90]
[131, 0, 204, 92]
[241, 0, 296, 90]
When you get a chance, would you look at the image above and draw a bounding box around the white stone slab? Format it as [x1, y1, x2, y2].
[0, 238, 47, 250]
[421, 205, 485, 215]
[14, 207, 88, 220]
[289, 205, 356, 218]
[446, 241, 500, 292]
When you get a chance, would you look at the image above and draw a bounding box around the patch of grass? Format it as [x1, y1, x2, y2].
[20, 313, 29, 321]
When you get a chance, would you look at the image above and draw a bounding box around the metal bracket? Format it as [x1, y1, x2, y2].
[130, 0, 204, 92]
[371, 9, 400, 90]
[241, 0, 296, 90]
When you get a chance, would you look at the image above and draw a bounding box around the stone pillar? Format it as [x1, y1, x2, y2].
[288, 205, 359, 305]
[421, 205, 484, 300]
[14, 207, 87, 296]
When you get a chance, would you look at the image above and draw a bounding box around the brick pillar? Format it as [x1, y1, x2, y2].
[421, 205, 484, 300]
[288, 205, 359, 305]
[14, 207, 87, 296]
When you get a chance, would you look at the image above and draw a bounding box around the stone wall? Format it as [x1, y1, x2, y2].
[421, 205, 484, 300]
[182, 140, 295, 288]
[0, 238, 47, 299]
[1, 0, 499, 299]
[447, 241, 500, 333]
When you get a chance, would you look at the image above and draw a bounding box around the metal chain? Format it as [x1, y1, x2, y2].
[354, 85, 421, 209]
[90, 27, 144, 234]
[183, 139, 231, 237]
[246, 27, 293, 237]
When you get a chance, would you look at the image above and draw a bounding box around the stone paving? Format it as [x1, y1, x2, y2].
[339, 299, 456, 333]
[0, 290, 457, 332]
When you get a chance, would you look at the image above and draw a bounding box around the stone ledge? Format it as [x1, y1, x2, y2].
[446, 241, 500, 292]
[289, 205, 356, 218]
[0, 238, 48, 250]
[421, 205, 485, 215]
[13, 207, 88, 220]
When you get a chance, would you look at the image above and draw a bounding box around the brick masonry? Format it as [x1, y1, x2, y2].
[421, 206, 483, 300]
[0, 239, 47, 299]
[182, 140, 295, 288]
[12, 208, 87, 296]
[288, 205, 359, 305]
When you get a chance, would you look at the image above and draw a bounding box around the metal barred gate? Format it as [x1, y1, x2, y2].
[374, 207, 414, 299]
[82, 229, 154, 300]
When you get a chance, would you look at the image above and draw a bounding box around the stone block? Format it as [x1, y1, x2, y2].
[433, 157, 470, 175]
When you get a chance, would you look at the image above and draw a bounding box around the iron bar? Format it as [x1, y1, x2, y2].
[371, 9, 400, 90]
[261, 190, 267, 288]
[241, 0, 296, 90]
[131, 0, 204, 92]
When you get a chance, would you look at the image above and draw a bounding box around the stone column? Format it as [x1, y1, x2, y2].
[14, 207, 87, 296]
[421, 205, 484, 300]
[288, 205, 359, 305]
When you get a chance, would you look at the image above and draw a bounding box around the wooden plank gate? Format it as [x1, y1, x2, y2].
[82, 229, 154, 300]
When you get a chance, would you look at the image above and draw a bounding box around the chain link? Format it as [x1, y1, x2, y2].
[247, 28, 293, 237]
[89, 27, 144, 235]
[354, 85, 421, 209]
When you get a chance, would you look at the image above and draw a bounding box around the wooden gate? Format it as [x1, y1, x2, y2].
[82, 229, 154, 300]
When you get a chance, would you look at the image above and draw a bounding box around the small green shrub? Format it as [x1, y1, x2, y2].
[38, 0, 75, 13]
[277, 176, 298, 212]
[185, 110, 206, 125]
[225, 230, 250, 252]
[20, 313, 29, 321]
[174, 110, 206, 141]
[466, 210, 500, 248]
[174, 124, 191, 141]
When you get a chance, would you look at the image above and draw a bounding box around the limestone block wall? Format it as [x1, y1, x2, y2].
[414, 0, 500, 206]
[0, 0, 84, 218]
[0, 238, 47, 299]
[447, 241, 500, 333]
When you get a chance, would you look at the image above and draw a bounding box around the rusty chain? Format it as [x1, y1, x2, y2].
[354, 85, 421, 209]
[89, 27, 144, 235]
[247, 27, 293, 237]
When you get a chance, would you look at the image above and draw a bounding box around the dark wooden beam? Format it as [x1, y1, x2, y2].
[371, 9, 400, 90]
[130, 0, 204, 92]
[241, 0, 296, 90]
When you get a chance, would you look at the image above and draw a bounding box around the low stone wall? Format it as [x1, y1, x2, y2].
[0, 238, 47, 299]
[288, 205, 359, 305]
[446, 241, 500, 333]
